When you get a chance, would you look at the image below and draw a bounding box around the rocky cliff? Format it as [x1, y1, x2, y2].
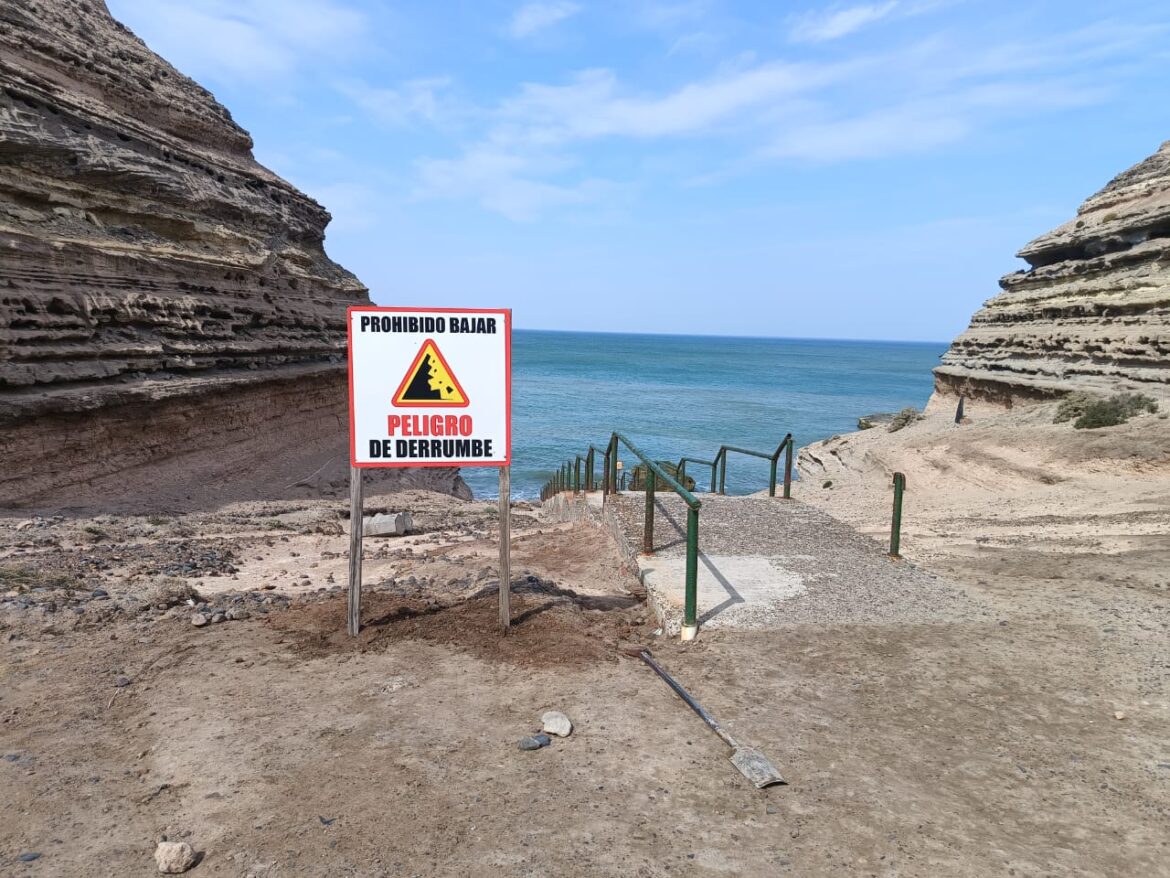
[0, 0, 467, 508]
[933, 141, 1170, 406]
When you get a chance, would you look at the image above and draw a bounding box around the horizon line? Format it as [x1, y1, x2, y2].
[511, 326, 951, 346]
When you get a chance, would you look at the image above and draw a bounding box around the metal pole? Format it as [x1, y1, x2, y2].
[682, 506, 699, 641]
[609, 436, 618, 495]
[710, 460, 718, 493]
[768, 455, 778, 497]
[499, 466, 511, 631]
[586, 449, 594, 491]
[783, 435, 793, 500]
[575, 457, 581, 493]
[643, 469, 656, 554]
[889, 472, 905, 558]
[719, 449, 727, 495]
[348, 465, 363, 636]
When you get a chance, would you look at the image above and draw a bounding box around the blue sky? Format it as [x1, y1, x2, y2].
[107, 0, 1170, 342]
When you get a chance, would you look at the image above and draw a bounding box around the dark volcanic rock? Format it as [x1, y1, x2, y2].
[934, 140, 1170, 406]
[0, 0, 468, 508]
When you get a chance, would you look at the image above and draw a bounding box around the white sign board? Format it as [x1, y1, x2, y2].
[347, 307, 511, 468]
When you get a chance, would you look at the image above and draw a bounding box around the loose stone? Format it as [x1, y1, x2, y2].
[541, 710, 573, 737]
[154, 840, 196, 873]
[191, 613, 208, 627]
[518, 734, 551, 751]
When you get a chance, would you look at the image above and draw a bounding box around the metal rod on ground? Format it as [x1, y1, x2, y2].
[499, 465, 511, 632]
[889, 471, 905, 558]
[643, 469, 656, 554]
[348, 465, 363, 637]
[631, 649, 785, 787]
[783, 435, 793, 499]
[683, 506, 699, 641]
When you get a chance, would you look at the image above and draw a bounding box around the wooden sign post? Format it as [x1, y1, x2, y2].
[348, 465, 363, 636]
[498, 465, 511, 632]
[346, 306, 512, 636]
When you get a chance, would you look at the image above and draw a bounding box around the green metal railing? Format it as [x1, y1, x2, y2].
[542, 432, 704, 635]
[710, 434, 794, 498]
[539, 431, 796, 637]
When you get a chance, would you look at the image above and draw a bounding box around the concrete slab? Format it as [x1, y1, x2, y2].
[637, 553, 806, 630]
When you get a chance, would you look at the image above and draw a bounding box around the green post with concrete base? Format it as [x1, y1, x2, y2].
[682, 506, 699, 641]
[643, 469, 656, 554]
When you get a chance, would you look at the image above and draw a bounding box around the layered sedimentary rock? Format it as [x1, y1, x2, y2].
[934, 141, 1170, 406]
[0, 0, 466, 507]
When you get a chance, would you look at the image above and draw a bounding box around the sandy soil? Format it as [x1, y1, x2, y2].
[3, 419, 1169, 877]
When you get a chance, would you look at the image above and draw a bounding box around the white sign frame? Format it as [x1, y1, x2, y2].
[347, 306, 511, 469]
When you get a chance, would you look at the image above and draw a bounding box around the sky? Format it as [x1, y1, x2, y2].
[106, 0, 1170, 342]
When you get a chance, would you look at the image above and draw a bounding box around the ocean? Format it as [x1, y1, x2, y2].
[461, 331, 947, 500]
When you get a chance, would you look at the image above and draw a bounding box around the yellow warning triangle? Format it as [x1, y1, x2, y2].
[392, 338, 469, 407]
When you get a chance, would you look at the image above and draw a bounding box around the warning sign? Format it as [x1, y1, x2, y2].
[347, 307, 510, 468]
[392, 339, 468, 406]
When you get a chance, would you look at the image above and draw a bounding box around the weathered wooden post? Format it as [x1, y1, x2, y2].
[348, 465, 363, 636]
[499, 465, 511, 632]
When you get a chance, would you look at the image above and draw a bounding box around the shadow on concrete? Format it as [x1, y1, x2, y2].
[697, 551, 745, 624]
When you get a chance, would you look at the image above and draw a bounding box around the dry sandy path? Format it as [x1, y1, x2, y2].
[2, 466, 1168, 876]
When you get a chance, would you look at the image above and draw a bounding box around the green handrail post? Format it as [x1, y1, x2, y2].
[585, 448, 594, 491]
[718, 448, 728, 495]
[575, 456, 582, 493]
[607, 432, 702, 640]
[889, 472, 905, 558]
[642, 468, 656, 553]
[783, 435, 794, 499]
[684, 506, 698, 635]
[608, 434, 619, 496]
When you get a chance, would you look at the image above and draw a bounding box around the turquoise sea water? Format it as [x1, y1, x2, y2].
[462, 331, 947, 500]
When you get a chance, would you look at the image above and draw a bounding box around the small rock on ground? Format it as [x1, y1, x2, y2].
[154, 840, 196, 873]
[191, 614, 208, 627]
[518, 734, 551, 751]
[541, 710, 572, 737]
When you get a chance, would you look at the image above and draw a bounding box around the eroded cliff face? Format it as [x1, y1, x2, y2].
[934, 141, 1170, 407]
[0, 0, 467, 507]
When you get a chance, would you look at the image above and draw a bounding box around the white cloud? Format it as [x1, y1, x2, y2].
[788, 2, 899, 43]
[336, 78, 456, 128]
[415, 147, 610, 222]
[106, 0, 368, 82]
[509, 2, 582, 39]
[492, 61, 855, 145]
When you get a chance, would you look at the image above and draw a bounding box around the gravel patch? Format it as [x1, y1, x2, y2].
[609, 493, 987, 629]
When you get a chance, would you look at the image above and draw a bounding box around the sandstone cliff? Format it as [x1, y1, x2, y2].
[0, 0, 467, 508]
[934, 141, 1170, 406]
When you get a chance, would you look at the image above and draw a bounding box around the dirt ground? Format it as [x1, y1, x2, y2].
[3, 437, 1169, 877]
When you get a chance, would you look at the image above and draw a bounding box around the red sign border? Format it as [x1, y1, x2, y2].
[391, 338, 470, 408]
[347, 306, 512, 469]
